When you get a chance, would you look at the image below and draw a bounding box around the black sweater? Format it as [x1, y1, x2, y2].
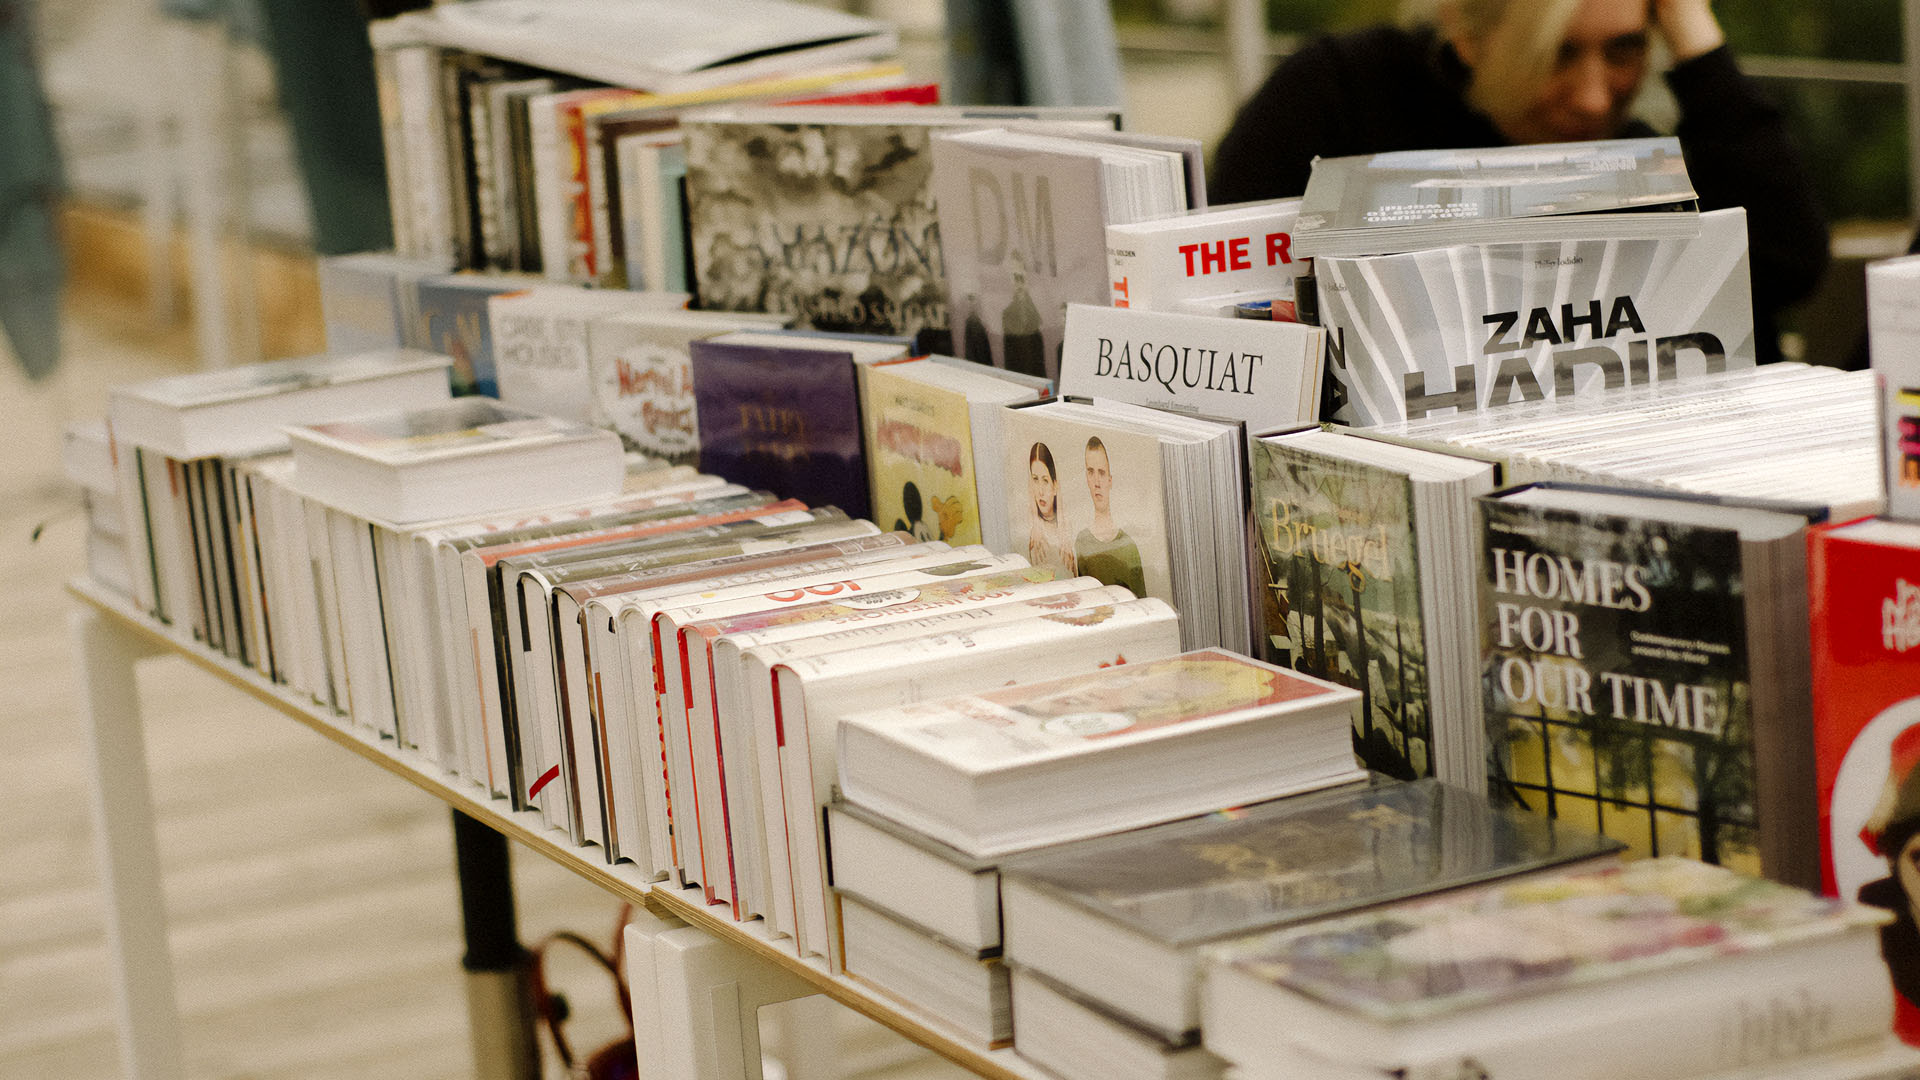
[1209, 26, 1829, 363]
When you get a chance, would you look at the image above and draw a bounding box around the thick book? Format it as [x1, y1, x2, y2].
[1293, 137, 1700, 258]
[931, 127, 1188, 383]
[1251, 428, 1496, 788]
[689, 330, 909, 520]
[1808, 516, 1920, 1044]
[107, 349, 453, 462]
[1010, 966, 1224, 1080]
[1317, 206, 1755, 427]
[286, 397, 626, 524]
[838, 892, 1011, 1046]
[827, 799, 1001, 954]
[1200, 858, 1890, 1080]
[836, 648, 1365, 860]
[998, 777, 1621, 1041]
[1106, 198, 1304, 315]
[1480, 484, 1822, 888]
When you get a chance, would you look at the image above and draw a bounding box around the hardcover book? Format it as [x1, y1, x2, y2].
[860, 359, 984, 545]
[1251, 429, 1495, 787]
[1105, 198, 1304, 314]
[1479, 485, 1820, 888]
[417, 272, 532, 397]
[689, 331, 908, 519]
[487, 285, 691, 424]
[1293, 137, 1700, 258]
[1317, 207, 1755, 427]
[1201, 858, 1889, 1080]
[1808, 516, 1920, 1044]
[998, 777, 1622, 1041]
[584, 308, 790, 464]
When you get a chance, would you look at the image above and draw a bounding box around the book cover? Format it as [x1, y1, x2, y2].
[1003, 402, 1170, 603]
[1211, 858, 1874, 1025]
[1295, 137, 1699, 258]
[585, 310, 789, 465]
[861, 361, 981, 545]
[690, 337, 871, 518]
[1004, 778, 1621, 949]
[1318, 207, 1755, 427]
[1479, 494, 1762, 873]
[931, 131, 1111, 383]
[851, 648, 1345, 769]
[1105, 198, 1303, 314]
[1869, 257, 1920, 524]
[1808, 519, 1920, 1043]
[683, 116, 948, 343]
[1253, 437, 1432, 780]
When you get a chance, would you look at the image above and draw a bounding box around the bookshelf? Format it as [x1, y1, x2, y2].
[66, 576, 1050, 1080]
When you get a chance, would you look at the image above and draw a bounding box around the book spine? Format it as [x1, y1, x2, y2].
[391, 45, 455, 268]
[371, 45, 417, 260]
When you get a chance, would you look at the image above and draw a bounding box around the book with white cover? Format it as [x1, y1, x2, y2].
[286, 397, 625, 524]
[774, 596, 1185, 962]
[1011, 966, 1225, 1080]
[1317, 206, 1754, 427]
[1058, 303, 1324, 430]
[107, 349, 454, 462]
[1293, 137, 1700, 259]
[1107, 198, 1304, 314]
[488, 286, 690, 425]
[836, 648, 1364, 859]
[404, 0, 900, 96]
[838, 893, 1011, 1046]
[827, 799, 1001, 955]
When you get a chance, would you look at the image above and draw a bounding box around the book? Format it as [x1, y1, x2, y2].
[836, 648, 1365, 860]
[487, 285, 691, 424]
[826, 799, 1001, 954]
[107, 349, 454, 462]
[1479, 483, 1822, 888]
[998, 777, 1622, 1042]
[1200, 858, 1890, 1080]
[1004, 398, 1251, 651]
[285, 397, 626, 525]
[1869, 256, 1920, 524]
[1057, 303, 1325, 431]
[409, 0, 901, 96]
[932, 127, 1190, 383]
[1010, 966, 1224, 1080]
[416, 272, 534, 396]
[583, 308, 791, 465]
[317, 252, 450, 356]
[1251, 428, 1496, 787]
[1317, 207, 1756, 427]
[1292, 137, 1700, 259]
[774, 595, 1185, 960]
[1106, 198, 1304, 315]
[838, 892, 1011, 1046]
[1808, 516, 1920, 1044]
[859, 357, 1045, 550]
[689, 330, 909, 519]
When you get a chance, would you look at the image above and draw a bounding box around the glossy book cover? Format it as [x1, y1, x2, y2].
[1002, 778, 1619, 948]
[1215, 857, 1879, 1024]
[862, 362, 981, 545]
[1254, 436, 1432, 780]
[690, 338, 870, 519]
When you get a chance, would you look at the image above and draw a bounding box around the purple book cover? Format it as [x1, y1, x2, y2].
[690, 339, 871, 519]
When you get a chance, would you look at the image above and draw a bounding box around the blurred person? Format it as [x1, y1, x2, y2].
[1209, 0, 1827, 365]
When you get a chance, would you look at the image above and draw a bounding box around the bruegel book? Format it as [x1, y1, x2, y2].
[1317, 207, 1755, 427]
[1808, 518, 1920, 1044]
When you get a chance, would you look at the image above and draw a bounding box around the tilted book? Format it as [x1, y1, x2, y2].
[1106, 198, 1305, 314]
[1293, 137, 1700, 259]
[999, 777, 1622, 1042]
[1201, 858, 1889, 1080]
[1318, 207, 1754, 427]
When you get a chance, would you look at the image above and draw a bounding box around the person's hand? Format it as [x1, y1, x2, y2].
[1653, 0, 1727, 61]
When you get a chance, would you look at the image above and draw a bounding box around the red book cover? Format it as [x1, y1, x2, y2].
[1809, 518, 1920, 1044]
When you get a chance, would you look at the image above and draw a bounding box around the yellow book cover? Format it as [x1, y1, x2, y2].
[861, 362, 980, 545]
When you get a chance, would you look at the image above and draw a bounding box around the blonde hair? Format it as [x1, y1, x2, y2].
[1418, 0, 1590, 128]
